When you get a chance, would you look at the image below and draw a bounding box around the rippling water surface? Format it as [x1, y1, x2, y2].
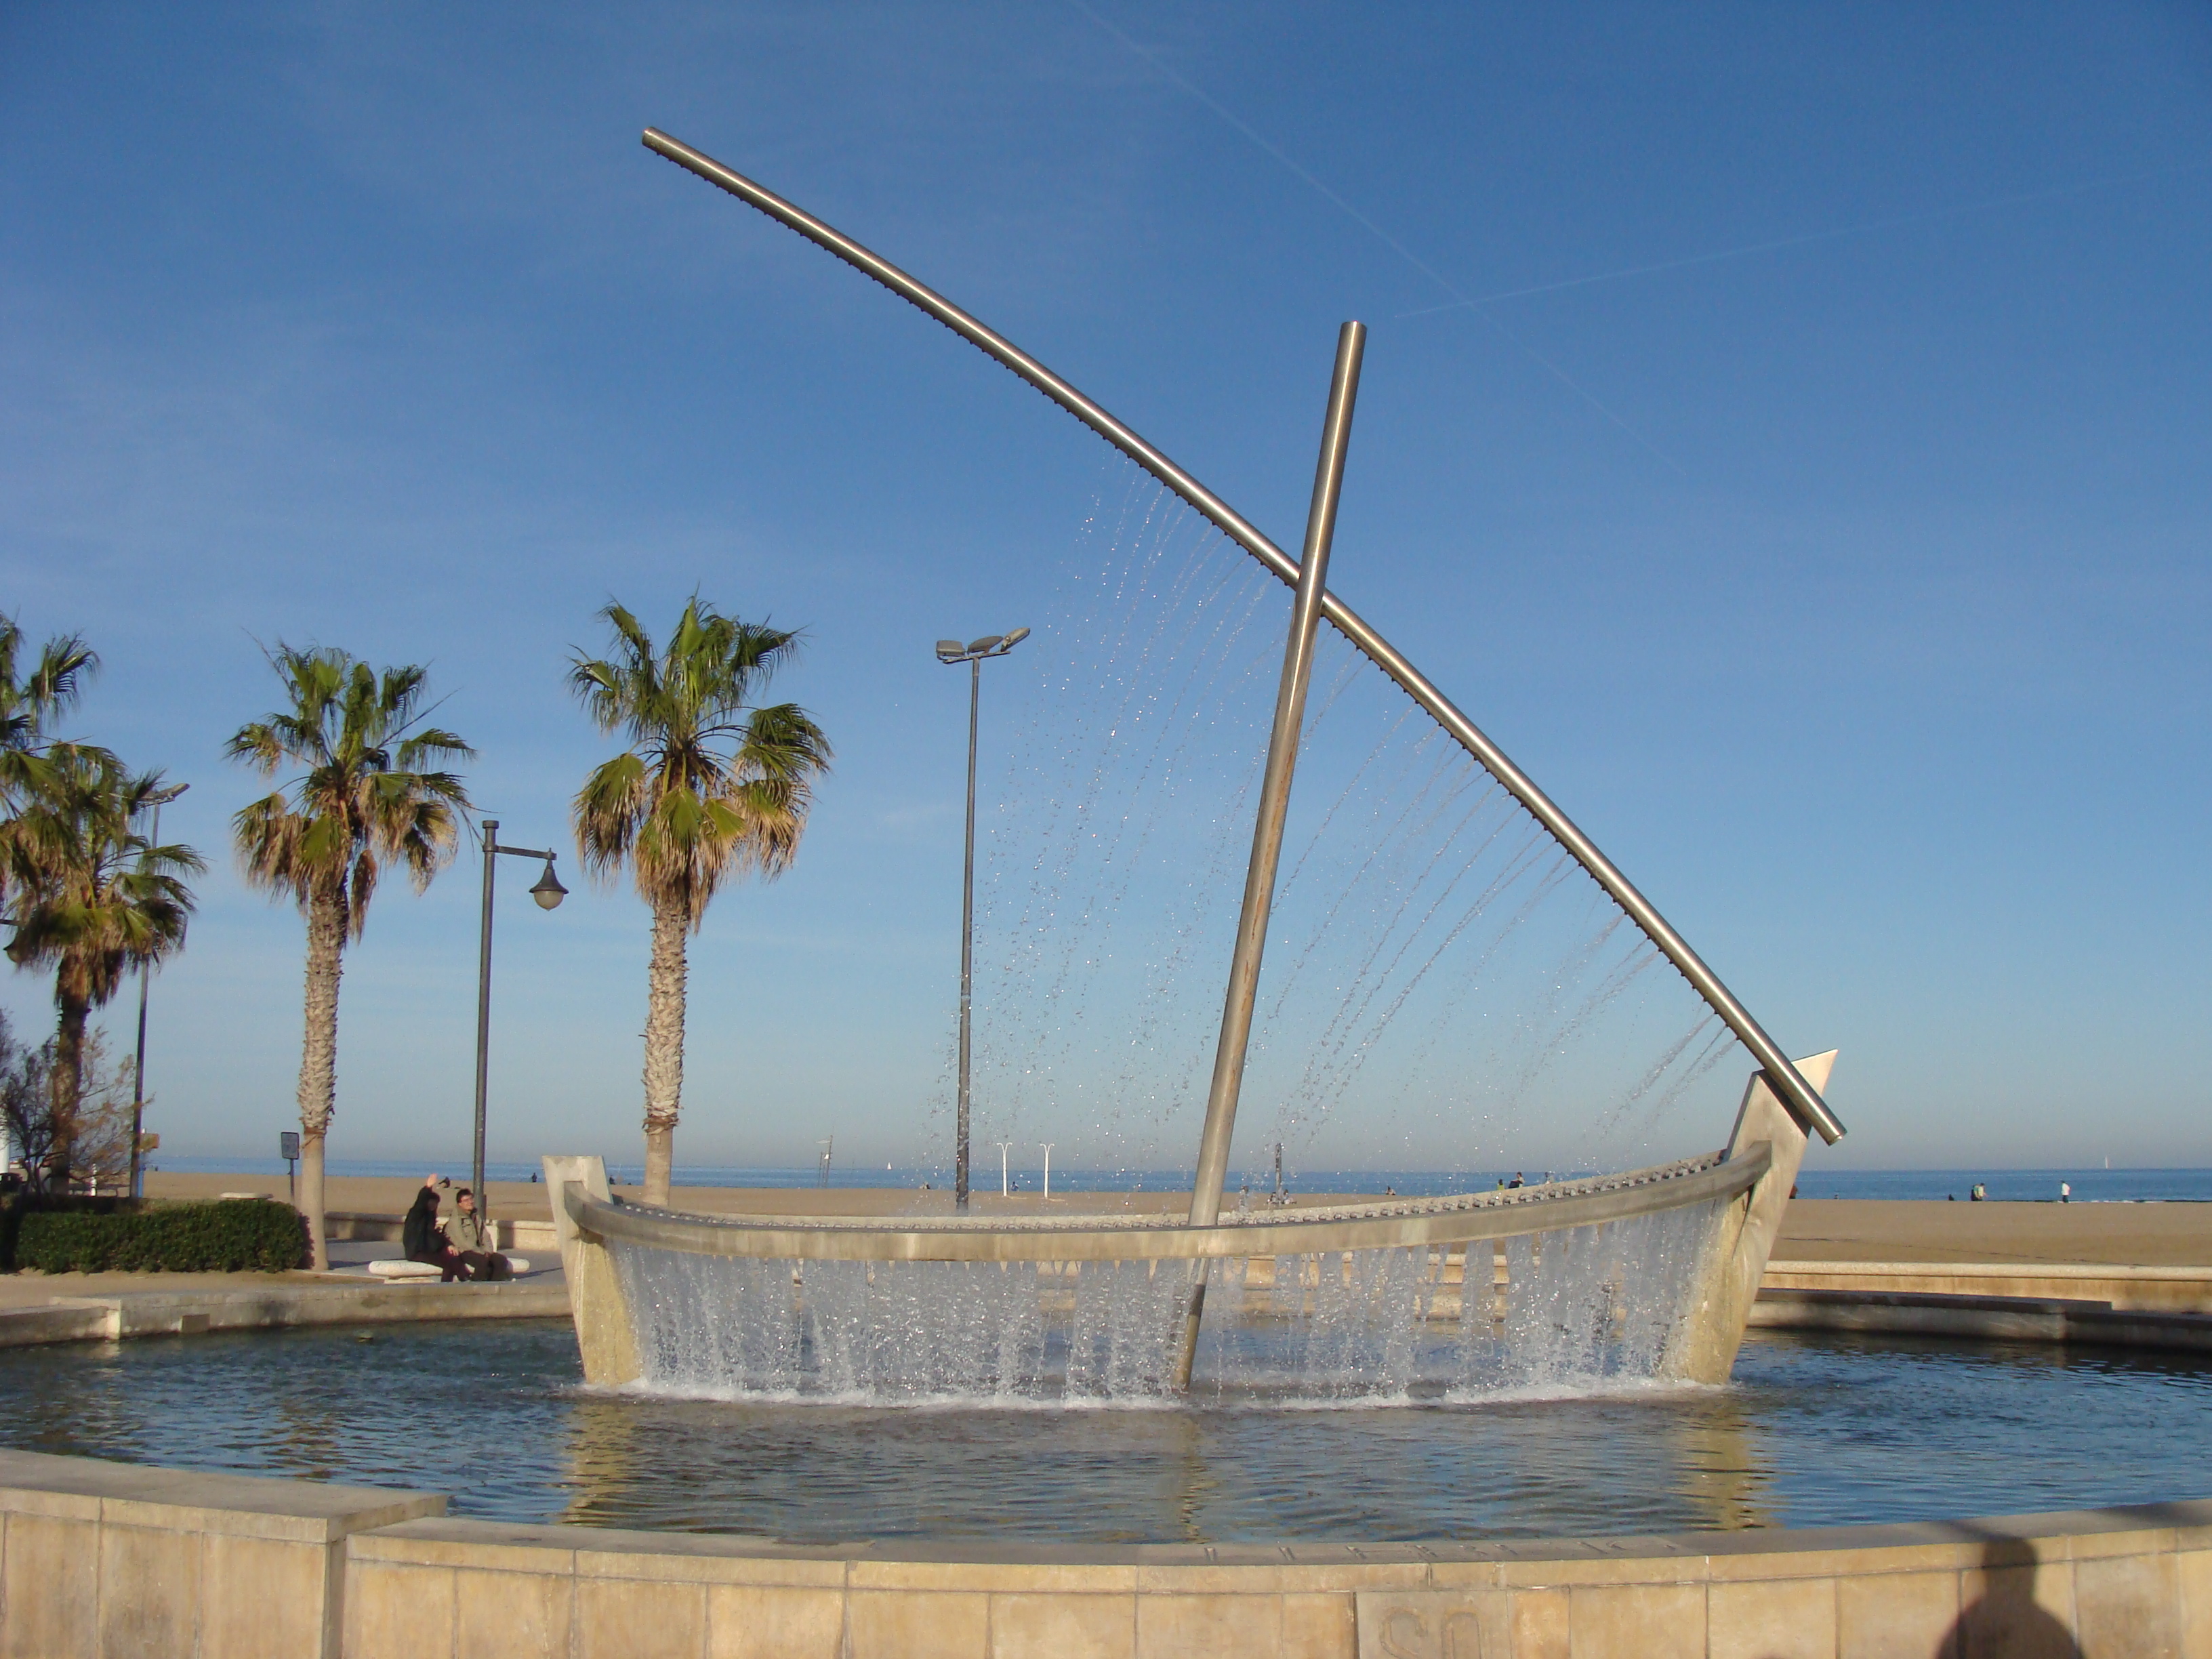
[1, 1322, 2206, 1543]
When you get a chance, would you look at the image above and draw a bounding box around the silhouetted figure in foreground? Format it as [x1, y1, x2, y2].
[1950, 1539, 2082, 1658]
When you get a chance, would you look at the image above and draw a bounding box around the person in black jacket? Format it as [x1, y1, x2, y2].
[402, 1176, 472, 1281]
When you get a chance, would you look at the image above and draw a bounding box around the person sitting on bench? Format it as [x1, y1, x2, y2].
[403, 1176, 472, 1282]
[444, 1187, 513, 1281]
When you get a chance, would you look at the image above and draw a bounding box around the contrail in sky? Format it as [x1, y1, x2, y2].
[1065, 0, 1689, 474]
[1401, 157, 2212, 317]
[1068, 2, 2208, 476]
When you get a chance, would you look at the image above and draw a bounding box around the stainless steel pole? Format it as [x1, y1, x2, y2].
[640, 128, 1844, 1147]
[473, 821, 497, 1211]
[126, 800, 161, 1202]
[1190, 321, 1364, 1229]
[957, 656, 980, 1212]
[1172, 323, 1363, 1390]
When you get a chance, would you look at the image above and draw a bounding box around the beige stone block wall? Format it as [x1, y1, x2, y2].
[2, 1504, 101, 1659]
[987, 1589, 1135, 1659]
[14, 1450, 2212, 1657]
[0, 1450, 441, 1659]
[1348, 1521, 2212, 1657]
[708, 1583, 845, 1659]
[341, 1558, 453, 1659]
[1835, 1568, 1957, 1654]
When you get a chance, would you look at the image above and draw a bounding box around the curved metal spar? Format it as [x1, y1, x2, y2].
[640, 126, 1843, 1146]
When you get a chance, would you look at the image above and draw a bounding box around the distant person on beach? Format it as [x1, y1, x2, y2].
[445, 1188, 514, 1281]
[1508, 1172, 1524, 1189]
[1970, 1183, 1987, 1202]
[403, 1177, 472, 1282]
[2060, 1182, 2072, 1204]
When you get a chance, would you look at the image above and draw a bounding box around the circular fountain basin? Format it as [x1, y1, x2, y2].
[3, 1319, 2209, 1544]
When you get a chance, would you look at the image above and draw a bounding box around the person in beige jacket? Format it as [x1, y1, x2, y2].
[444, 1188, 514, 1281]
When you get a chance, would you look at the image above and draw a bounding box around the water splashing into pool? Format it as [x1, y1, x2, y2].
[605, 1198, 1727, 1406]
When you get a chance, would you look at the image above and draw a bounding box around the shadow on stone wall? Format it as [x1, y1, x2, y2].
[1951, 1537, 2081, 1658]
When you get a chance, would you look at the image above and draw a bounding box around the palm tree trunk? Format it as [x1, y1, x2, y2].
[295, 892, 345, 1269]
[50, 989, 89, 1187]
[640, 897, 689, 1206]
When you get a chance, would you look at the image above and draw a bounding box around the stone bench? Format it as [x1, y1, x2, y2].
[366, 1258, 531, 1280]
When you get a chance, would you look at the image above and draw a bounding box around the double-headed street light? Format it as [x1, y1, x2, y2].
[936, 627, 1029, 1212]
[472, 820, 567, 1214]
[128, 781, 190, 1200]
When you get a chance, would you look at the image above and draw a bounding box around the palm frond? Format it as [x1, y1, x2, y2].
[3, 752, 201, 1015]
[228, 645, 472, 935]
[571, 599, 831, 929]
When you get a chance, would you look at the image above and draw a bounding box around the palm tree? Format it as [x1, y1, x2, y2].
[0, 614, 101, 808]
[0, 617, 107, 930]
[2, 749, 201, 1185]
[571, 598, 831, 1206]
[228, 647, 472, 1267]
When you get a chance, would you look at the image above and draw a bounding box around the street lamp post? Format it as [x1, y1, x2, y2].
[935, 627, 1029, 1212]
[997, 1141, 1014, 1198]
[472, 820, 567, 1217]
[1040, 1143, 1054, 1202]
[128, 782, 189, 1200]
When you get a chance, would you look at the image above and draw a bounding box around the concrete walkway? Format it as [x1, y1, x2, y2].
[0, 1254, 569, 1348]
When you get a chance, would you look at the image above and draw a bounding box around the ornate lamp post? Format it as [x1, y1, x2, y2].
[472, 820, 567, 1214]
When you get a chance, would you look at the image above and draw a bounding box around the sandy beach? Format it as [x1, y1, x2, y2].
[136, 1173, 2212, 1268]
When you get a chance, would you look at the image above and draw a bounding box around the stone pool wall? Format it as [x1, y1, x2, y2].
[5, 1448, 2212, 1656]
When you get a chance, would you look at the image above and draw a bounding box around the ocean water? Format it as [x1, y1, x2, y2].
[1792, 1168, 2212, 1203]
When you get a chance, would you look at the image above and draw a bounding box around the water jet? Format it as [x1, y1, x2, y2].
[545, 129, 1845, 1403]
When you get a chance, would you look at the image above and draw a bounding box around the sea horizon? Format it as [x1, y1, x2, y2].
[150, 1157, 2211, 1204]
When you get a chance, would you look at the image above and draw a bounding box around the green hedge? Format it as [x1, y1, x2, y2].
[14, 1199, 307, 1273]
[0, 1193, 134, 1272]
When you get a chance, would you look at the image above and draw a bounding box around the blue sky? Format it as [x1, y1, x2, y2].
[2, 3, 2207, 1172]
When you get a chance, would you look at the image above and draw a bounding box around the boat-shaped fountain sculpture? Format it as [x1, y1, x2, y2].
[545, 130, 1846, 1401]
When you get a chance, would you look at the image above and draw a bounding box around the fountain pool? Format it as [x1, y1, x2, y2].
[5, 1319, 2209, 1546]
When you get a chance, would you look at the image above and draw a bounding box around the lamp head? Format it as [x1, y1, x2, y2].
[935, 640, 964, 663]
[966, 635, 1004, 655]
[1000, 627, 1031, 649]
[529, 859, 568, 910]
